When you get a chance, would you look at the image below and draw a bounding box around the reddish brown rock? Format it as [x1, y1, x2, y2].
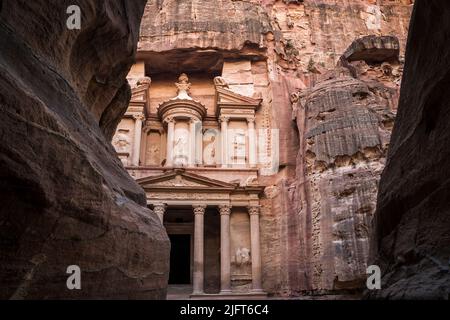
[134, 0, 412, 296]
[0, 0, 169, 299]
[369, 0, 450, 299]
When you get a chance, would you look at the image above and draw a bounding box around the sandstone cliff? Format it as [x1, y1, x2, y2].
[369, 0, 450, 299]
[0, 0, 169, 299]
[290, 35, 402, 293]
[135, 0, 413, 296]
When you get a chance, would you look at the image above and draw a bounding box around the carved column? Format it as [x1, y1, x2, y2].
[193, 204, 207, 295]
[132, 114, 145, 166]
[141, 125, 151, 166]
[153, 203, 166, 224]
[248, 205, 263, 292]
[189, 118, 197, 166]
[196, 121, 203, 166]
[247, 117, 257, 168]
[220, 116, 229, 168]
[219, 205, 232, 293]
[165, 117, 175, 167]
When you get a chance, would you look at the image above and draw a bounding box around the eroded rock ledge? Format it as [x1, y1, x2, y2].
[0, 0, 169, 299]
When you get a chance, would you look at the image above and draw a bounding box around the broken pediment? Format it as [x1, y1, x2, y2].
[215, 86, 262, 109]
[131, 85, 149, 103]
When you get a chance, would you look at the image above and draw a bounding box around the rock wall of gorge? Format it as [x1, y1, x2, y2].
[0, 0, 170, 299]
[137, 0, 413, 296]
[369, 0, 450, 299]
[290, 35, 402, 293]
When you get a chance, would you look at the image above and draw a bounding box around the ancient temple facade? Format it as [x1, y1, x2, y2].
[112, 63, 278, 297]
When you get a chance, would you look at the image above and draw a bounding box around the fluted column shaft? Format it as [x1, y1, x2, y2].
[219, 205, 232, 293]
[247, 117, 256, 167]
[193, 204, 206, 294]
[220, 116, 229, 168]
[166, 118, 175, 167]
[249, 205, 263, 292]
[189, 119, 196, 166]
[132, 114, 144, 166]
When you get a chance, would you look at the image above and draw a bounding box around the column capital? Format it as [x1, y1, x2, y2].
[193, 204, 207, 215]
[189, 117, 201, 124]
[218, 204, 232, 216]
[248, 205, 261, 216]
[219, 115, 230, 123]
[133, 114, 145, 121]
[143, 124, 152, 134]
[164, 116, 176, 124]
[247, 116, 256, 124]
[153, 203, 167, 211]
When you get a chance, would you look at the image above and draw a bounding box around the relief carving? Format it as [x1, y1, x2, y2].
[203, 132, 217, 165]
[147, 145, 160, 165]
[236, 247, 251, 265]
[113, 129, 131, 153]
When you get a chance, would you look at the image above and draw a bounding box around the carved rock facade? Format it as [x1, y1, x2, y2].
[114, 0, 414, 297]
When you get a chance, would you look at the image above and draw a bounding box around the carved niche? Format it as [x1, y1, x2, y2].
[203, 130, 219, 166]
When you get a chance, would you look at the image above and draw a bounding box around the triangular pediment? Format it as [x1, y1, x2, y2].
[215, 87, 262, 108]
[137, 169, 237, 190]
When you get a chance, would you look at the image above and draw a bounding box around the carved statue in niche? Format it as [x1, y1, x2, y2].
[203, 130, 217, 165]
[113, 129, 131, 153]
[235, 247, 251, 266]
[147, 145, 160, 166]
[174, 128, 189, 166]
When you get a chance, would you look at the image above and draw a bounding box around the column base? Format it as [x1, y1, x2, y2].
[190, 291, 268, 300]
[220, 289, 232, 294]
[192, 291, 204, 295]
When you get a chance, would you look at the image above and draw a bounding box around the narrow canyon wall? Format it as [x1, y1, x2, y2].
[369, 0, 450, 299]
[136, 0, 413, 296]
[0, 0, 169, 299]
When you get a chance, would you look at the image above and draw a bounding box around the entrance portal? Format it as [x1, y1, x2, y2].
[168, 234, 191, 284]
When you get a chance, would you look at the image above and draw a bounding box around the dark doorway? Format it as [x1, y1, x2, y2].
[168, 234, 191, 284]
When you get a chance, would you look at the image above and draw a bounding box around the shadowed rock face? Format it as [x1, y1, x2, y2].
[0, 0, 170, 299]
[369, 0, 450, 299]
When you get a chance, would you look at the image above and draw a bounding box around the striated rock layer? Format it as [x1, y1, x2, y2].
[291, 37, 401, 293]
[369, 0, 450, 299]
[0, 0, 169, 299]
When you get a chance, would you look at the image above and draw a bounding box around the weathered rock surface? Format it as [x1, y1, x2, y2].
[135, 0, 413, 296]
[291, 45, 401, 292]
[0, 0, 169, 299]
[369, 0, 450, 299]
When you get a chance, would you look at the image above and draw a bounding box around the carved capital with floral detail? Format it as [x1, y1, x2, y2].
[219, 115, 230, 123]
[133, 114, 145, 122]
[153, 203, 167, 216]
[218, 205, 232, 216]
[193, 204, 207, 215]
[248, 205, 261, 216]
